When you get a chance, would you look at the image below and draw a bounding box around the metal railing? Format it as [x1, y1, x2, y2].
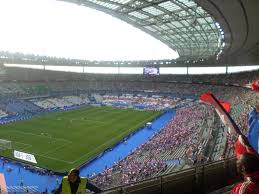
[100, 157, 240, 194]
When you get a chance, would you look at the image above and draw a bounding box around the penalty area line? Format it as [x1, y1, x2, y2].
[41, 142, 72, 157]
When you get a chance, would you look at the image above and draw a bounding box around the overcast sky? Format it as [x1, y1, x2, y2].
[0, 0, 179, 61]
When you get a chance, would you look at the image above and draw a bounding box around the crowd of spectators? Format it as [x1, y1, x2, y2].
[91, 103, 211, 189]
[103, 94, 194, 110]
[89, 84, 258, 189]
[0, 68, 257, 100]
[0, 68, 257, 191]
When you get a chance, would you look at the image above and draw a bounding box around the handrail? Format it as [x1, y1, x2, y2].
[102, 157, 237, 193]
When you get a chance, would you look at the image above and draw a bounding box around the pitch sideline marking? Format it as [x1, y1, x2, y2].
[12, 141, 32, 151]
[9, 130, 74, 162]
[33, 153, 73, 164]
[9, 130, 72, 144]
[3, 130, 74, 163]
[69, 118, 105, 124]
[0, 111, 158, 166]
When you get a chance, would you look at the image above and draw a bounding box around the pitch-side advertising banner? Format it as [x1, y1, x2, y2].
[14, 150, 37, 164]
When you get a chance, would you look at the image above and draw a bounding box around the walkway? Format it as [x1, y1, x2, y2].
[0, 160, 61, 193]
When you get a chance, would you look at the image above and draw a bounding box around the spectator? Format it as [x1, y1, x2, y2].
[231, 135, 259, 194]
[20, 177, 24, 186]
[232, 152, 259, 194]
[53, 168, 102, 194]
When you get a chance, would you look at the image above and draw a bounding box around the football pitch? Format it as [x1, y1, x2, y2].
[0, 106, 161, 172]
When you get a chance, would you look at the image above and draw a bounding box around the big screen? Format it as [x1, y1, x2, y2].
[143, 67, 159, 75]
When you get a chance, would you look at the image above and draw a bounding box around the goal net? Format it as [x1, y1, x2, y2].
[0, 139, 12, 150]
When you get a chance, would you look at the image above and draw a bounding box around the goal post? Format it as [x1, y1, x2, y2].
[0, 139, 12, 150]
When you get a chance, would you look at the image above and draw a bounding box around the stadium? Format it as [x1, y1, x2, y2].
[0, 0, 258, 193]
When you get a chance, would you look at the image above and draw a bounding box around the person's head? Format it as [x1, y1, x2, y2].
[68, 168, 80, 183]
[237, 152, 259, 175]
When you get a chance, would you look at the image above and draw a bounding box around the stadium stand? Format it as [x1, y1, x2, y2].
[32, 95, 89, 110]
[0, 109, 8, 119]
[100, 157, 240, 194]
[0, 65, 258, 85]
[0, 67, 257, 192]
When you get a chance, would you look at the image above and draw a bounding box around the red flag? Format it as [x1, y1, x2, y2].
[200, 92, 241, 135]
[251, 78, 259, 91]
[220, 101, 231, 113]
[200, 93, 231, 112]
[199, 92, 214, 104]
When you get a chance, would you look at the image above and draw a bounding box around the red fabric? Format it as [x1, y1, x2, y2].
[231, 171, 259, 194]
[200, 93, 231, 113]
[232, 138, 259, 194]
[220, 101, 231, 113]
[199, 92, 214, 103]
[232, 180, 259, 194]
[235, 138, 257, 159]
[252, 79, 259, 92]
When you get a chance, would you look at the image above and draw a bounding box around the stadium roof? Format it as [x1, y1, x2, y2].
[0, 0, 258, 68]
[57, 0, 259, 66]
[60, 0, 221, 60]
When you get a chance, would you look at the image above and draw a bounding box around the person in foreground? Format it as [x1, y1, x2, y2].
[231, 135, 259, 194]
[53, 168, 102, 194]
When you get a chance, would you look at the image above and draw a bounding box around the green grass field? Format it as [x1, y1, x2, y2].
[0, 106, 161, 172]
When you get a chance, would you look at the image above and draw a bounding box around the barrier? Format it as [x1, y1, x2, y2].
[103, 157, 241, 194]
